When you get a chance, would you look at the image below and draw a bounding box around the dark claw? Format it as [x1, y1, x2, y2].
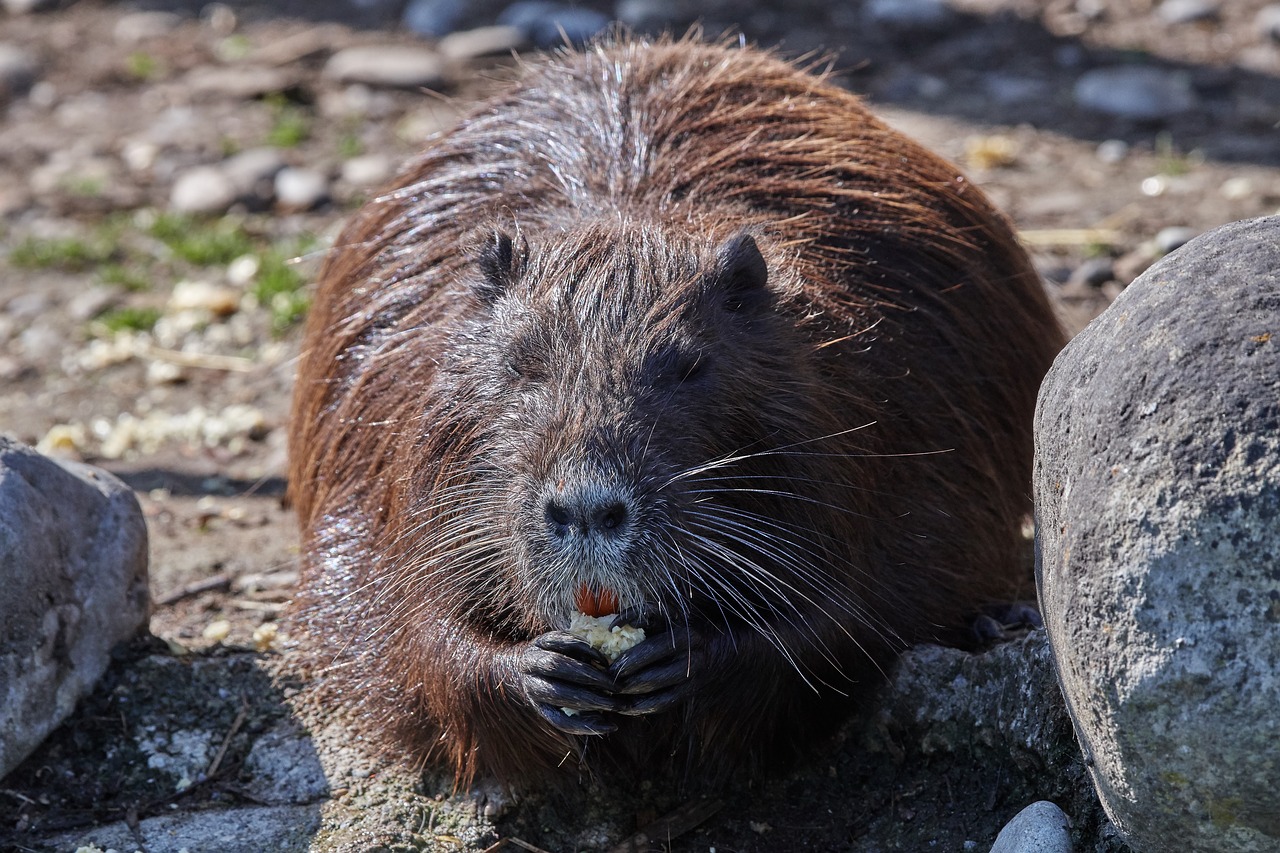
[521, 645, 614, 689]
[609, 606, 652, 630]
[521, 673, 626, 713]
[611, 632, 683, 680]
[534, 631, 610, 668]
[612, 653, 693, 695]
[619, 686, 686, 716]
[531, 703, 617, 736]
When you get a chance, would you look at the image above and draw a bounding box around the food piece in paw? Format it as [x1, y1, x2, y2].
[567, 612, 645, 664]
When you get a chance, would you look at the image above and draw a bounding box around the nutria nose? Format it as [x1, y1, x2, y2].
[544, 494, 631, 541]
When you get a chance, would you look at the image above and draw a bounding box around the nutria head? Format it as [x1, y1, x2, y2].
[417, 221, 858, 640]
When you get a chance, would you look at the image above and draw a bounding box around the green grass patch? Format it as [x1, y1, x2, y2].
[265, 94, 311, 148]
[147, 214, 256, 266]
[9, 235, 118, 271]
[252, 244, 313, 333]
[125, 51, 161, 81]
[95, 306, 162, 334]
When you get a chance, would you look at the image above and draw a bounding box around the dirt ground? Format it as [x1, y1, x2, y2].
[1, 0, 1278, 849]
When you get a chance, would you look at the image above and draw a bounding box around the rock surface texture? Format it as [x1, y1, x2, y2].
[0, 435, 150, 779]
[1035, 215, 1280, 853]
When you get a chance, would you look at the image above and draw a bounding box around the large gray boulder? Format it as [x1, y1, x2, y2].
[1035, 216, 1280, 852]
[0, 435, 150, 779]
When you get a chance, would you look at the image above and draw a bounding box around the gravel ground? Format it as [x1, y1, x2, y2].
[1, 0, 1278, 849]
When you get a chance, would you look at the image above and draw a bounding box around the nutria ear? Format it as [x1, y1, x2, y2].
[474, 230, 520, 304]
[712, 233, 768, 311]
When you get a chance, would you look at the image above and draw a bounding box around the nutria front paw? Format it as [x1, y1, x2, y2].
[516, 631, 627, 736]
[609, 628, 703, 716]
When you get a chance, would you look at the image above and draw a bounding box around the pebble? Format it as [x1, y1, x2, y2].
[1094, 138, 1129, 164]
[988, 801, 1072, 853]
[982, 74, 1047, 105]
[497, 2, 611, 48]
[340, 153, 393, 187]
[184, 65, 295, 100]
[438, 25, 527, 60]
[170, 279, 240, 317]
[863, 0, 954, 32]
[1073, 66, 1197, 120]
[170, 165, 238, 215]
[1156, 0, 1218, 24]
[112, 10, 183, 45]
[275, 166, 330, 210]
[614, 0, 682, 31]
[401, 0, 465, 37]
[221, 146, 287, 201]
[323, 45, 449, 90]
[1154, 225, 1198, 254]
[1, 0, 58, 13]
[1257, 4, 1280, 41]
[1066, 257, 1115, 288]
[1219, 176, 1254, 200]
[0, 42, 38, 98]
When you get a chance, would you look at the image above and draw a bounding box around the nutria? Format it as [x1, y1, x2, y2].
[288, 37, 1064, 788]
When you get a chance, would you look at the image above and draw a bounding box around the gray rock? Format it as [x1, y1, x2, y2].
[221, 146, 288, 200]
[45, 804, 321, 853]
[1035, 215, 1280, 853]
[170, 165, 238, 214]
[1095, 138, 1130, 164]
[184, 65, 296, 100]
[274, 166, 329, 210]
[498, 2, 611, 48]
[0, 42, 38, 99]
[112, 10, 183, 44]
[323, 45, 449, 90]
[1, 0, 58, 13]
[438, 25, 527, 60]
[340, 153, 393, 187]
[990, 801, 1073, 853]
[863, 0, 955, 31]
[242, 724, 329, 804]
[1156, 0, 1218, 24]
[1256, 4, 1280, 41]
[402, 0, 465, 37]
[0, 437, 150, 780]
[1073, 67, 1197, 120]
[614, 0, 682, 31]
[1154, 225, 1198, 254]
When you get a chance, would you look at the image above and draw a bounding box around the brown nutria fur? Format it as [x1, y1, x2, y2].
[287, 37, 1065, 789]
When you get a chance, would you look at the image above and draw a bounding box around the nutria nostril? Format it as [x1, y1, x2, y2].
[543, 491, 630, 541]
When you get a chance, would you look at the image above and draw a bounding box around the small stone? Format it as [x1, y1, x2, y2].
[1156, 0, 1218, 24]
[274, 167, 329, 211]
[438, 25, 527, 60]
[989, 801, 1072, 853]
[863, 0, 954, 31]
[66, 287, 120, 322]
[170, 279, 240, 317]
[497, 2, 611, 48]
[1073, 66, 1197, 120]
[221, 147, 287, 200]
[340, 154, 393, 188]
[170, 166, 237, 215]
[227, 254, 260, 287]
[1065, 257, 1115, 289]
[323, 45, 449, 90]
[614, 0, 682, 31]
[112, 10, 183, 44]
[1, 0, 58, 13]
[1255, 4, 1280, 41]
[1219, 176, 1254, 200]
[203, 619, 232, 642]
[1095, 139, 1129, 164]
[0, 42, 38, 99]
[401, 0, 464, 37]
[202, 2, 237, 36]
[0, 437, 150, 779]
[981, 74, 1047, 105]
[1154, 225, 1198, 255]
[184, 65, 295, 100]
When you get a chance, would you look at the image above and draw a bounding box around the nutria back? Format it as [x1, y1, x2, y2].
[288, 37, 1064, 788]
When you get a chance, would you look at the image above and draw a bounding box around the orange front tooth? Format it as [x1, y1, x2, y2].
[598, 588, 618, 617]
